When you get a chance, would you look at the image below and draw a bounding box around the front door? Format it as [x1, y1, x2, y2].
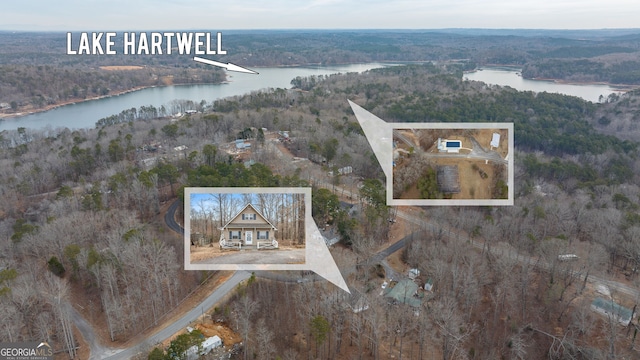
[245, 231, 253, 245]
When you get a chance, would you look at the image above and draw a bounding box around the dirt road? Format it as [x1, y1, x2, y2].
[192, 249, 305, 264]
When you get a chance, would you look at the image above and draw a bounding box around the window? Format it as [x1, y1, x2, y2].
[242, 213, 256, 220]
[257, 231, 269, 240]
[229, 231, 241, 239]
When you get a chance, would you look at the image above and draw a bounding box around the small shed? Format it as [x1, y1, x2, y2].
[408, 268, 420, 279]
[424, 278, 434, 292]
[436, 165, 461, 194]
[490, 133, 501, 148]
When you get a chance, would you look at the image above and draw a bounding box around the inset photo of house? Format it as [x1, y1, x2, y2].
[184, 187, 307, 266]
[390, 123, 513, 206]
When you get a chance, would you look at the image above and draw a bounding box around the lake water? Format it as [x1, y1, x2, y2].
[2, 64, 627, 131]
[464, 67, 625, 103]
[0, 63, 389, 131]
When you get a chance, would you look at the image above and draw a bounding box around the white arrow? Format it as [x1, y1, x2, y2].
[193, 56, 258, 74]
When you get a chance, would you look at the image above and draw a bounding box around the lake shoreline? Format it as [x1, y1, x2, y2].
[528, 77, 639, 91]
[0, 61, 401, 123]
[5, 63, 639, 124]
[0, 62, 392, 131]
[466, 67, 639, 92]
[0, 82, 234, 122]
[0, 86, 151, 120]
[2, 63, 620, 131]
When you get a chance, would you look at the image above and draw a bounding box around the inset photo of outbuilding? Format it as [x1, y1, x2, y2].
[390, 123, 513, 206]
[184, 187, 307, 265]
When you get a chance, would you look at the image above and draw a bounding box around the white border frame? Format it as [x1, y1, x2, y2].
[184, 187, 311, 270]
[388, 122, 514, 206]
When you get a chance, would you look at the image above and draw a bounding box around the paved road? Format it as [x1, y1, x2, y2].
[393, 129, 418, 149]
[165, 199, 184, 235]
[101, 271, 251, 360]
[69, 200, 248, 360]
[67, 304, 115, 360]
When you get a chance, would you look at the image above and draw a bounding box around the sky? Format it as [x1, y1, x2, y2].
[189, 193, 297, 219]
[190, 193, 251, 217]
[2, 0, 640, 31]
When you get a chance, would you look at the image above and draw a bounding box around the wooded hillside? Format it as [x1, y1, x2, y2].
[1, 58, 640, 358]
[2, 29, 640, 115]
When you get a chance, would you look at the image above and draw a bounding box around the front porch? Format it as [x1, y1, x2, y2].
[219, 234, 278, 250]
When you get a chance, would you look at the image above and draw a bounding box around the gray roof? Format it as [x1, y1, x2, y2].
[384, 279, 422, 308]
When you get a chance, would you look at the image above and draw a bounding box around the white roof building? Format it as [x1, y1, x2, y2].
[490, 133, 501, 148]
[202, 336, 223, 353]
[437, 138, 462, 153]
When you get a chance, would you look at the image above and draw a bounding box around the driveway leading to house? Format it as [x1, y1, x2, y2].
[100, 271, 251, 360]
[191, 248, 305, 264]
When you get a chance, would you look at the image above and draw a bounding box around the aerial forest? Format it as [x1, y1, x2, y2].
[2, 45, 640, 358]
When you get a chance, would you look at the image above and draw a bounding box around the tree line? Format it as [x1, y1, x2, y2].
[0, 64, 224, 114]
[523, 58, 640, 85]
[3, 29, 640, 114]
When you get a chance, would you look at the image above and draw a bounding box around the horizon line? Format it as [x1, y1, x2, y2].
[1, 27, 640, 33]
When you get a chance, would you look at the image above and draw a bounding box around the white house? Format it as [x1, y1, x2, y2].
[219, 203, 278, 250]
[437, 138, 462, 153]
[201, 336, 223, 354]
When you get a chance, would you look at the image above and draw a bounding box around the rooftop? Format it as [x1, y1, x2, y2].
[384, 279, 422, 308]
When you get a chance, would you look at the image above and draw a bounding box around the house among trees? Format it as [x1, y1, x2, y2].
[591, 297, 634, 326]
[384, 279, 423, 308]
[219, 203, 278, 250]
[408, 268, 421, 279]
[347, 289, 370, 313]
[235, 139, 251, 150]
